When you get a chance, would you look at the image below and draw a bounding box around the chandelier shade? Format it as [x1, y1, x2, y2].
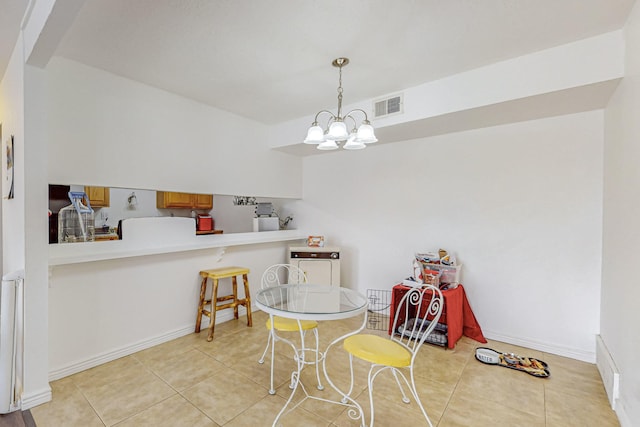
[303, 57, 378, 150]
[343, 134, 366, 150]
[326, 121, 348, 140]
[355, 123, 377, 143]
[303, 125, 325, 144]
[317, 140, 339, 150]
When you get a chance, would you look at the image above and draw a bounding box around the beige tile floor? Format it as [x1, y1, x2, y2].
[31, 311, 619, 426]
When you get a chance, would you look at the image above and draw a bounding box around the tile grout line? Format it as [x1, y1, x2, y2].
[435, 344, 475, 426]
[107, 356, 180, 426]
[68, 377, 108, 427]
[135, 345, 223, 426]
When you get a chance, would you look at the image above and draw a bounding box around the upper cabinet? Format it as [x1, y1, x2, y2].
[194, 194, 213, 209]
[157, 191, 193, 208]
[84, 186, 110, 208]
[157, 192, 213, 210]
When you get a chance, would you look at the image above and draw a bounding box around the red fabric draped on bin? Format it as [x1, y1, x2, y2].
[389, 284, 486, 349]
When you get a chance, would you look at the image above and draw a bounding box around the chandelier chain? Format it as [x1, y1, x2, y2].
[337, 63, 344, 118]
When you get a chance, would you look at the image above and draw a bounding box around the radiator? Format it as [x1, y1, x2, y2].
[0, 270, 23, 414]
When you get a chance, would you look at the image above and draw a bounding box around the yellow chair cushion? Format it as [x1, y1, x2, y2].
[344, 334, 411, 367]
[266, 316, 318, 332]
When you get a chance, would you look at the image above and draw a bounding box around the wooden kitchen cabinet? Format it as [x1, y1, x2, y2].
[194, 194, 213, 209]
[84, 186, 110, 207]
[156, 191, 213, 209]
[157, 191, 193, 208]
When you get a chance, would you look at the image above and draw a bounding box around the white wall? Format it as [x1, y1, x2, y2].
[48, 242, 295, 379]
[1, 35, 52, 408]
[602, 1, 640, 424]
[23, 63, 52, 408]
[296, 111, 604, 361]
[0, 35, 25, 273]
[45, 57, 302, 199]
[41, 56, 306, 379]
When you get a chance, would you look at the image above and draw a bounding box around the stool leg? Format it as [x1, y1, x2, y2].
[195, 276, 207, 333]
[207, 278, 219, 342]
[243, 273, 252, 327]
[232, 276, 239, 320]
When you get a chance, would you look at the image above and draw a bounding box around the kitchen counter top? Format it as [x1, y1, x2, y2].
[195, 229, 224, 235]
[49, 217, 306, 266]
[49, 229, 306, 266]
[95, 233, 120, 241]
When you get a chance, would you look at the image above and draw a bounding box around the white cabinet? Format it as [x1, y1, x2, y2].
[289, 247, 340, 286]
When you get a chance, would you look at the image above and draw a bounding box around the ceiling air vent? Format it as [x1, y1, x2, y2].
[373, 94, 403, 118]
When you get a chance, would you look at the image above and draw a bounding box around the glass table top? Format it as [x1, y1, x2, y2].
[255, 285, 368, 320]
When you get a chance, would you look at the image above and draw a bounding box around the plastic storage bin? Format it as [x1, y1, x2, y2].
[420, 262, 462, 286]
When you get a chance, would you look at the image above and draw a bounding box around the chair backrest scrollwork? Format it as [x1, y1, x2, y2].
[260, 264, 308, 309]
[390, 285, 444, 357]
[261, 264, 308, 289]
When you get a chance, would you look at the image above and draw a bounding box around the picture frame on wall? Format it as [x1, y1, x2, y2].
[3, 134, 14, 199]
[307, 235, 324, 247]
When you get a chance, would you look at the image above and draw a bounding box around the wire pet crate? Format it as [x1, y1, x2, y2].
[424, 321, 448, 347]
[366, 289, 392, 331]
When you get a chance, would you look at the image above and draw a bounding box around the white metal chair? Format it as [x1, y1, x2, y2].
[343, 285, 444, 427]
[257, 264, 323, 394]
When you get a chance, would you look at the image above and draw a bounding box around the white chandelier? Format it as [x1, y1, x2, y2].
[303, 57, 378, 150]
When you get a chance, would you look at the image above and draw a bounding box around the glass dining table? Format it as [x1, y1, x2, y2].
[255, 284, 369, 426]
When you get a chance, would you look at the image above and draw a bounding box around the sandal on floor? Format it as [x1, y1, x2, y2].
[475, 347, 550, 378]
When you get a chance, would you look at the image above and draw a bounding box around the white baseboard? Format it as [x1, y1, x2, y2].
[20, 386, 52, 410]
[482, 329, 595, 363]
[48, 306, 253, 381]
[595, 335, 619, 409]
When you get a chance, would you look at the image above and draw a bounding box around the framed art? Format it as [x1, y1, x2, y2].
[3, 134, 14, 199]
[307, 235, 324, 247]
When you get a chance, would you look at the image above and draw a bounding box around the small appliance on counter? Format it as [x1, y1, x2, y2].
[196, 214, 213, 232]
[255, 203, 274, 216]
[253, 202, 279, 232]
[253, 217, 279, 232]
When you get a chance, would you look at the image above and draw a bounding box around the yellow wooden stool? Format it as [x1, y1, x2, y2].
[195, 266, 252, 341]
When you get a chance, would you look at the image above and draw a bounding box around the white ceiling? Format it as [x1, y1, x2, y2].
[0, 0, 28, 78]
[2, 1, 637, 126]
